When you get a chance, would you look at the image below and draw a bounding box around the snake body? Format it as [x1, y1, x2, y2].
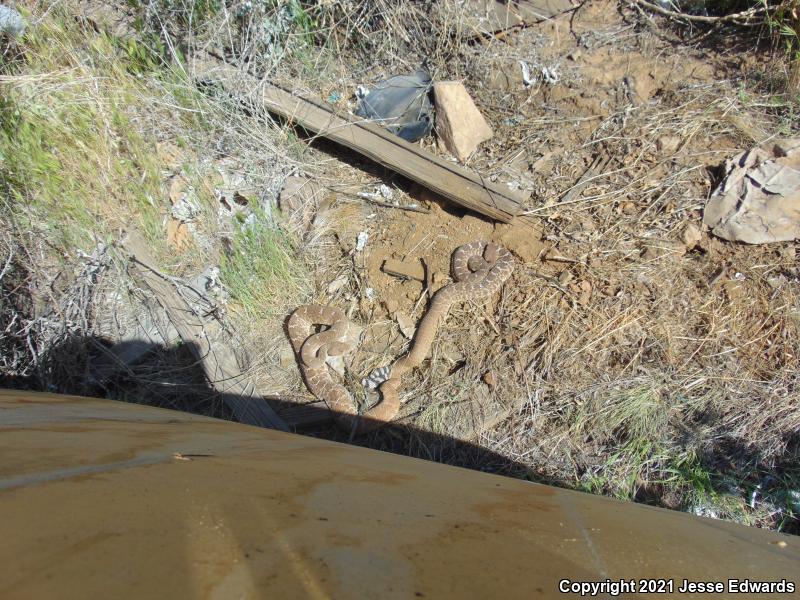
[287, 305, 362, 430]
[288, 241, 514, 433]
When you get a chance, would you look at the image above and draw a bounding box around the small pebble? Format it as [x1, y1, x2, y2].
[482, 370, 496, 388]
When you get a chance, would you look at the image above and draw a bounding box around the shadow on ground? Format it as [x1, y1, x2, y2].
[0, 333, 535, 480]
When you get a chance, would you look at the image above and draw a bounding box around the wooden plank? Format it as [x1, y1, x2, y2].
[191, 57, 527, 223]
[123, 233, 289, 431]
[465, 0, 574, 34]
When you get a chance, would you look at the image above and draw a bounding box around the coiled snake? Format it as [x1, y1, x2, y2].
[288, 241, 514, 434]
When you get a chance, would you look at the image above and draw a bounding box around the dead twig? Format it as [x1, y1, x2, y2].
[631, 0, 769, 25]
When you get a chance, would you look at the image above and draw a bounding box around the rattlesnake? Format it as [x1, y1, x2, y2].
[288, 241, 514, 433]
[287, 304, 363, 431]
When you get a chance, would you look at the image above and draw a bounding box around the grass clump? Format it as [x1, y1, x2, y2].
[0, 13, 171, 252]
[220, 208, 305, 320]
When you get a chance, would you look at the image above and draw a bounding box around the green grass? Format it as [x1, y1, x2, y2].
[0, 13, 170, 252]
[219, 207, 305, 320]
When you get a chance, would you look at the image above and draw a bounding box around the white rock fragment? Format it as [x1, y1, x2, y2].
[356, 231, 369, 252]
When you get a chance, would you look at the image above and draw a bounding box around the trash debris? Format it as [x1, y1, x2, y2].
[198, 57, 527, 221]
[519, 61, 560, 87]
[704, 138, 800, 244]
[355, 70, 434, 142]
[433, 81, 493, 162]
[541, 65, 560, 85]
[0, 5, 26, 38]
[519, 61, 534, 87]
[355, 231, 369, 252]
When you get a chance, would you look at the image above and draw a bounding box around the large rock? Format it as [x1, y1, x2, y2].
[433, 82, 493, 163]
[704, 138, 800, 244]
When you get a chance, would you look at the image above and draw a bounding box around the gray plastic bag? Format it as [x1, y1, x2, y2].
[355, 70, 433, 142]
[0, 5, 26, 38]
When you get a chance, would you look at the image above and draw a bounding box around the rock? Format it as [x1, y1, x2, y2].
[704, 138, 800, 244]
[382, 258, 426, 281]
[641, 239, 686, 260]
[577, 280, 592, 306]
[492, 221, 547, 263]
[395, 313, 416, 339]
[279, 176, 325, 229]
[482, 370, 496, 388]
[278, 343, 296, 368]
[384, 298, 399, 314]
[681, 223, 702, 248]
[486, 62, 524, 92]
[166, 218, 192, 250]
[327, 273, 349, 294]
[168, 175, 190, 206]
[767, 274, 787, 290]
[440, 340, 464, 365]
[656, 135, 681, 155]
[433, 82, 493, 163]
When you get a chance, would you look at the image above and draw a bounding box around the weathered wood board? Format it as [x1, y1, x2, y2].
[465, 0, 575, 34]
[191, 57, 528, 223]
[123, 233, 289, 431]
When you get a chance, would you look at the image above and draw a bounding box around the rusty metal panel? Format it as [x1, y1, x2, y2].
[0, 389, 797, 598]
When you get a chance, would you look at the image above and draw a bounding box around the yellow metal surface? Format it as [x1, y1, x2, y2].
[0, 389, 797, 599]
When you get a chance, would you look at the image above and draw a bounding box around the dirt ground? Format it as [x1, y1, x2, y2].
[266, 0, 799, 530]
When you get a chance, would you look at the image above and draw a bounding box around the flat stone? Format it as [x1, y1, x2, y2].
[681, 223, 702, 248]
[166, 218, 192, 250]
[382, 258, 426, 282]
[656, 135, 681, 155]
[395, 313, 416, 339]
[492, 221, 547, 264]
[279, 176, 325, 229]
[434, 82, 493, 163]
